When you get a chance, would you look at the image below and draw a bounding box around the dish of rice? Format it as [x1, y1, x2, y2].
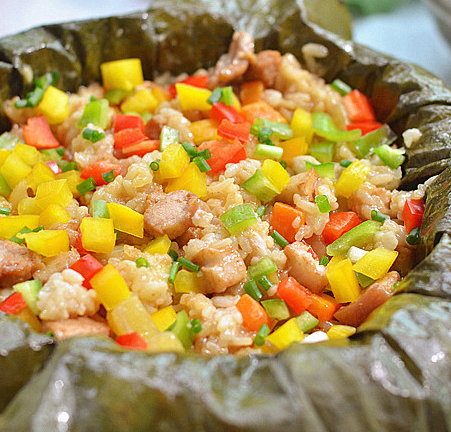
[0, 31, 429, 356]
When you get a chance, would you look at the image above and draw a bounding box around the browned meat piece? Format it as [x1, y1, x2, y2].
[0, 240, 43, 287]
[42, 316, 111, 342]
[284, 240, 328, 294]
[144, 118, 162, 140]
[144, 190, 207, 239]
[304, 234, 327, 260]
[208, 31, 254, 88]
[245, 50, 282, 88]
[334, 271, 400, 327]
[193, 245, 247, 294]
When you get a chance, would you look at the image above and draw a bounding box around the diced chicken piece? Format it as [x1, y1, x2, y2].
[284, 240, 328, 294]
[208, 31, 254, 88]
[193, 245, 247, 294]
[42, 316, 111, 342]
[0, 240, 43, 288]
[245, 50, 282, 88]
[279, 169, 321, 205]
[304, 234, 327, 260]
[334, 271, 400, 327]
[144, 190, 207, 239]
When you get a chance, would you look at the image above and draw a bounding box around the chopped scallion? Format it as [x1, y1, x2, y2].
[207, 87, 222, 105]
[340, 159, 352, 168]
[258, 275, 273, 291]
[58, 161, 78, 172]
[256, 205, 266, 218]
[195, 149, 211, 160]
[82, 128, 105, 143]
[150, 160, 160, 171]
[330, 79, 352, 96]
[315, 195, 332, 213]
[14, 72, 58, 109]
[221, 86, 234, 106]
[181, 141, 197, 157]
[244, 279, 263, 301]
[135, 257, 149, 268]
[76, 177, 97, 196]
[279, 160, 288, 170]
[168, 249, 179, 261]
[193, 156, 211, 173]
[190, 318, 202, 334]
[0, 207, 11, 215]
[270, 229, 289, 248]
[248, 256, 277, 281]
[178, 257, 200, 273]
[371, 210, 390, 223]
[254, 323, 270, 346]
[406, 227, 420, 245]
[253, 144, 283, 159]
[102, 170, 116, 184]
[250, 124, 261, 136]
[168, 261, 181, 284]
[319, 255, 330, 266]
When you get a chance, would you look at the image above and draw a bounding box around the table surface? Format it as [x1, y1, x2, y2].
[0, 0, 450, 85]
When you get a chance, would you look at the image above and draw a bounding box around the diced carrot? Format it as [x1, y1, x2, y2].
[240, 100, 287, 124]
[343, 90, 376, 123]
[116, 332, 148, 350]
[236, 294, 271, 332]
[120, 139, 159, 158]
[277, 277, 312, 315]
[114, 128, 147, 149]
[198, 139, 247, 174]
[270, 202, 306, 243]
[113, 114, 144, 133]
[0, 292, 27, 315]
[307, 293, 340, 322]
[23, 115, 60, 149]
[240, 81, 264, 105]
[346, 121, 382, 135]
[216, 119, 251, 143]
[402, 198, 425, 233]
[80, 161, 122, 186]
[321, 211, 361, 245]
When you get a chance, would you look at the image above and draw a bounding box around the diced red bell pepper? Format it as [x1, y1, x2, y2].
[217, 119, 251, 143]
[346, 121, 383, 135]
[80, 161, 122, 186]
[210, 102, 244, 124]
[307, 293, 340, 322]
[116, 332, 148, 350]
[0, 292, 27, 315]
[168, 75, 209, 98]
[45, 160, 63, 175]
[197, 139, 247, 174]
[322, 211, 361, 245]
[343, 90, 376, 123]
[23, 115, 60, 149]
[120, 139, 159, 158]
[113, 114, 144, 133]
[277, 277, 312, 315]
[402, 198, 425, 233]
[70, 254, 104, 289]
[74, 215, 91, 256]
[114, 128, 147, 149]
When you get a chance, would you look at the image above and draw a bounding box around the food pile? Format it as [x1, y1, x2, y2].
[0, 32, 427, 355]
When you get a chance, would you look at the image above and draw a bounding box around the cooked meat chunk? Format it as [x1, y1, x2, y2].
[0, 240, 43, 287]
[144, 190, 207, 239]
[284, 240, 328, 294]
[334, 271, 400, 327]
[193, 245, 247, 294]
[42, 316, 110, 342]
[208, 31, 254, 88]
[245, 50, 282, 88]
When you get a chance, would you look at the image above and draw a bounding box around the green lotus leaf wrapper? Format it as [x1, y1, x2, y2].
[0, 0, 450, 431]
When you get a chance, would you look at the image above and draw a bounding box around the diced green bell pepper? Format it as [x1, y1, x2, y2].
[312, 112, 361, 142]
[242, 169, 279, 202]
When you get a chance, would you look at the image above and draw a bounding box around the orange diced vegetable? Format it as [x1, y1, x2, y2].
[236, 294, 271, 332]
[271, 202, 305, 243]
[240, 100, 287, 124]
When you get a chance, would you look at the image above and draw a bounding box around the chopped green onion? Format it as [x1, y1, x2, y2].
[248, 256, 277, 281]
[258, 275, 273, 291]
[315, 195, 332, 213]
[261, 299, 290, 320]
[406, 227, 420, 245]
[220, 204, 258, 235]
[220, 86, 234, 106]
[312, 112, 361, 142]
[309, 141, 334, 163]
[195, 149, 211, 160]
[256, 205, 266, 218]
[193, 156, 211, 173]
[250, 124, 261, 136]
[190, 318, 202, 334]
[178, 257, 200, 273]
[82, 128, 105, 143]
[150, 160, 160, 171]
[181, 141, 197, 157]
[90, 96, 98, 102]
[257, 127, 274, 144]
[102, 170, 116, 184]
[9, 235, 25, 245]
[393, 281, 400, 291]
[319, 255, 330, 266]
[330, 79, 352, 96]
[371, 210, 390, 223]
[104, 89, 131, 105]
[254, 323, 270, 346]
[135, 257, 149, 268]
[33, 225, 44, 232]
[58, 161, 78, 172]
[244, 279, 263, 301]
[14, 72, 58, 109]
[253, 144, 283, 160]
[159, 126, 180, 151]
[92, 199, 110, 218]
[168, 261, 181, 284]
[207, 87, 222, 105]
[305, 161, 335, 179]
[340, 159, 352, 168]
[373, 144, 405, 169]
[254, 118, 293, 140]
[168, 249, 179, 261]
[270, 230, 289, 248]
[0, 207, 11, 215]
[9, 226, 35, 245]
[45, 330, 55, 338]
[77, 98, 109, 129]
[279, 160, 288, 170]
[76, 177, 97, 196]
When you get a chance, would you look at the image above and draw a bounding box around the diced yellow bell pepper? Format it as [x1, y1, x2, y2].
[174, 269, 204, 293]
[56, 171, 83, 198]
[231, 92, 241, 111]
[80, 217, 116, 254]
[120, 88, 159, 114]
[39, 203, 71, 229]
[352, 247, 398, 281]
[106, 202, 144, 238]
[189, 119, 218, 145]
[326, 258, 360, 303]
[150, 306, 177, 331]
[27, 162, 56, 193]
[23, 229, 69, 257]
[107, 294, 159, 339]
[175, 83, 212, 111]
[91, 263, 131, 311]
[0, 153, 33, 189]
[327, 325, 356, 340]
[335, 160, 371, 198]
[100, 58, 144, 91]
[290, 108, 313, 143]
[37, 85, 70, 124]
[151, 86, 171, 105]
[0, 215, 40, 239]
[146, 331, 184, 353]
[0, 149, 12, 166]
[144, 234, 171, 255]
[327, 255, 346, 270]
[35, 179, 73, 210]
[13, 143, 41, 167]
[260, 159, 290, 193]
[17, 198, 41, 215]
[279, 137, 309, 163]
[15, 306, 42, 332]
[165, 162, 207, 198]
[266, 318, 304, 351]
[159, 143, 190, 179]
